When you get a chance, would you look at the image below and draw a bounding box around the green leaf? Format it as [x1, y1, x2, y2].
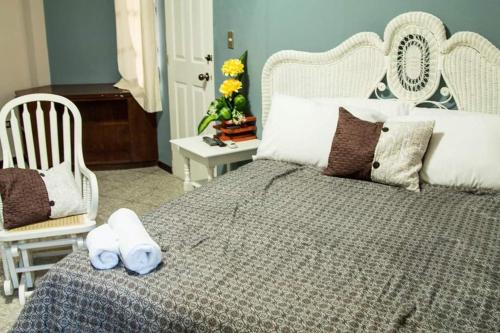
[217, 96, 228, 109]
[237, 51, 248, 81]
[197, 114, 218, 134]
[239, 50, 248, 65]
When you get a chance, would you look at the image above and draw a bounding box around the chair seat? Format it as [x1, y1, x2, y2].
[0, 214, 95, 242]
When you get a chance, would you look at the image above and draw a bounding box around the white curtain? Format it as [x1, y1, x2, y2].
[114, 0, 161, 112]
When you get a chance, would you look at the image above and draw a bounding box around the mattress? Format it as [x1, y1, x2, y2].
[11, 160, 500, 332]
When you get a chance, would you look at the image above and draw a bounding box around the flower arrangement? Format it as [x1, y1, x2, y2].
[197, 51, 248, 134]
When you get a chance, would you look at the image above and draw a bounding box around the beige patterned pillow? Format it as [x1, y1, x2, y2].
[324, 109, 434, 192]
[371, 120, 435, 191]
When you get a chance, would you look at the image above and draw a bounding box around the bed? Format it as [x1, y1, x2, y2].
[11, 12, 500, 332]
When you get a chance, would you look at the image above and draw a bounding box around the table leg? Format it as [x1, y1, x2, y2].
[206, 165, 214, 182]
[183, 156, 193, 192]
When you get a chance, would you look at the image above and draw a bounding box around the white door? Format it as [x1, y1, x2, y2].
[165, 0, 215, 180]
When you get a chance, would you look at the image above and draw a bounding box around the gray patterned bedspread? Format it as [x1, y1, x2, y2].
[12, 160, 500, 332]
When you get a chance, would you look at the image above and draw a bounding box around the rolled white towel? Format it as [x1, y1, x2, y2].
[86, 224, 120, 270]
[108, 208, 161, 275]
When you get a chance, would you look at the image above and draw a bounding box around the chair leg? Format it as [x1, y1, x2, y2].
[1, 243, 14, 296]
[3, 233, 89, 298]
[70, 235, 85, 251]
[18, 273, 33, 306]
[77, 236, 85, 250]
[1, 243, 11, 279]
[20, 248, 34, 289]
[5, 244, 20, 289]
[71, 235, 78, 252]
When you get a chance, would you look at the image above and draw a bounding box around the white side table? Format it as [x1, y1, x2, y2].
[170, 136, 260, 192]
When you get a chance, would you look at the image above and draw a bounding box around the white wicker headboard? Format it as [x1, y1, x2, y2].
[261, 11, 500, 126]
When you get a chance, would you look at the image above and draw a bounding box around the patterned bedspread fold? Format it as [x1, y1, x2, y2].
[11, 160, 500, 332]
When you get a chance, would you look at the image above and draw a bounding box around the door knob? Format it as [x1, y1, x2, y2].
[198, 73, 210, 81]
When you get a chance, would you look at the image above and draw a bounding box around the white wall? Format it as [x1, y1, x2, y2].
[0, 0, 50, 159]
[0, 0, 50, 105]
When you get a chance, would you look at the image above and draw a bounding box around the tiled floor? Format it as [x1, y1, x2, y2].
[94, 166, 184, 225]
[0, 167, 184, 332]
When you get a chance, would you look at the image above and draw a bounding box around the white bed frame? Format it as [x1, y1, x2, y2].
[261, 11, 500, 126]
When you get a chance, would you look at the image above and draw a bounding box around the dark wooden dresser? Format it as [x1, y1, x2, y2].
[15, 84, 158, 169]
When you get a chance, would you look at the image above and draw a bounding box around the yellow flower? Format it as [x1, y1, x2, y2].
[219, 79, 242, 97]
[221, 59, 244, 77]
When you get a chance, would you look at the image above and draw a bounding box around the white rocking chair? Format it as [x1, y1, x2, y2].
[0, 93, 98, 304]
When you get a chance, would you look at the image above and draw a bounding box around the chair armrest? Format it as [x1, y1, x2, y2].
[80, 165, 99, 221]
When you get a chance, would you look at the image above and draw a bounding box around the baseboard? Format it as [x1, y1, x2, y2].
[157, 161, 172, 173]
[0, 159, 169, 173]
[88, 161, 158, 171]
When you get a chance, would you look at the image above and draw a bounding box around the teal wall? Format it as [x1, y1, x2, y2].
[43, 0, 173, 164]
[43, 0, 500, 166]
[213, 0, 500, 138]
[44, 0, 120, 84]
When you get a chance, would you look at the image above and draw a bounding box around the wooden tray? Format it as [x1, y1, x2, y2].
[213, 124, 257, 134]
[216, 133, 257, 142]
[220, 116, 256, 126]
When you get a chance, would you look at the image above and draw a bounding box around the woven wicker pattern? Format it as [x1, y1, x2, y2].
[261, 12, 500, 125]
[261, 32, 385, 126]
[384, 12, 445, 103]
[442, 32, 500, 114]
[6, 214, 86, 232]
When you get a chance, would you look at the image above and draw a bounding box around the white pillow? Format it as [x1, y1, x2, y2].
[405, 107, 500, 191]
[41, 162, 86, 218]
[256, 94, 389, 168]
[314, 97, 412, 118]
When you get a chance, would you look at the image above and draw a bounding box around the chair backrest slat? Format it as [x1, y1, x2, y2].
[21, 104, 37, 169]
[10, 109, 26, 168]
[0, 108, 13, 167]
[49, 102, 60, 165]
[74, 129, 81, 191]
[62, 106, 71, 167]
[36, 102, 49, 170]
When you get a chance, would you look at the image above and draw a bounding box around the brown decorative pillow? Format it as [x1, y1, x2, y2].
[0, 163, 86, 229]
[324, 107, 383, 180]
[324, 108, 434, 191]
[0, 168, 51, 229]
